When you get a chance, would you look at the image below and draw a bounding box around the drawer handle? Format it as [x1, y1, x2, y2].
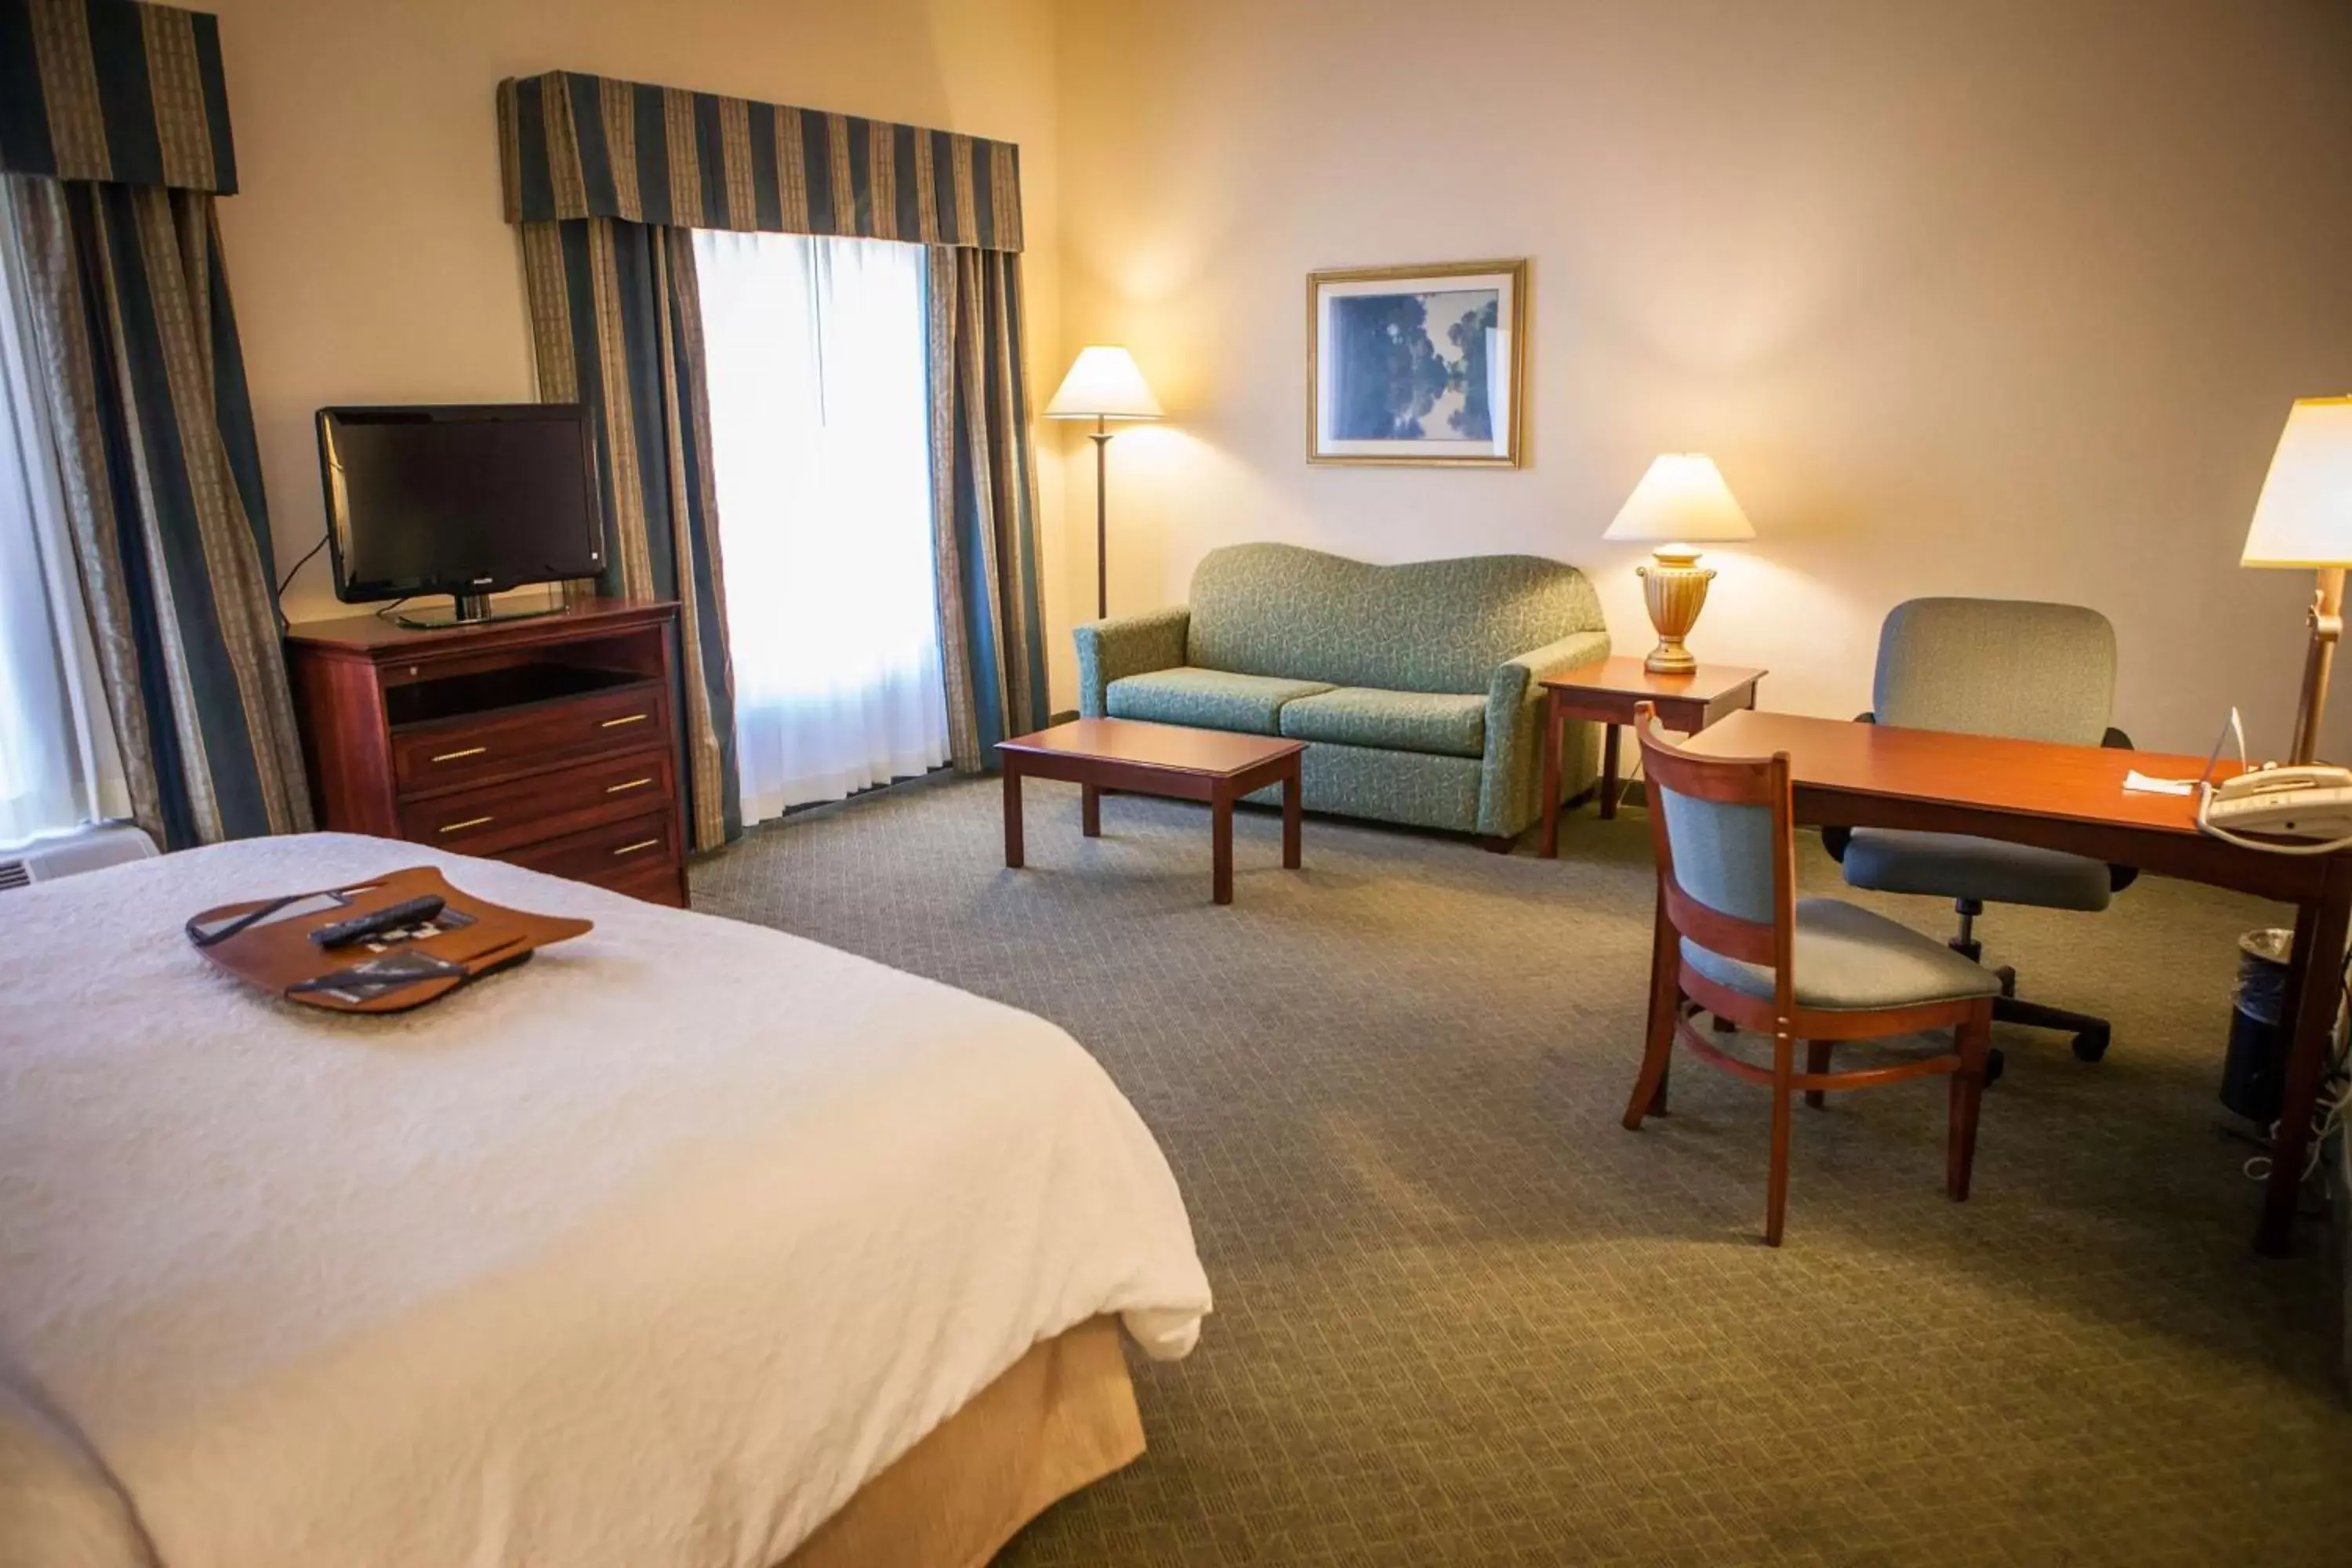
[604, 777, 655, 794]
[430, 746, 488, 763]
[612, 837, 662, 857]
[600, 713, 649, 729]
[437, 815, 495, 834]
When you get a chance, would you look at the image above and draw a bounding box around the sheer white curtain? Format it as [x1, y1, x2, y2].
[0, 200, 128, 847]
[694, 230, 946, 823]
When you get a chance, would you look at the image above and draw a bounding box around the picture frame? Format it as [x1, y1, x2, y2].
[1306, 258, 1527, 467]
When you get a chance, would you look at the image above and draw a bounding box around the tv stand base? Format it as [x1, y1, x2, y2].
[394, 592, 568, 630]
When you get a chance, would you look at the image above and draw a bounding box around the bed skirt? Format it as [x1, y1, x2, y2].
[782, 1317, 1143, 1567]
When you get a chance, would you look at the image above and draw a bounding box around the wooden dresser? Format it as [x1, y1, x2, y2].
[285, 598, 690, 906]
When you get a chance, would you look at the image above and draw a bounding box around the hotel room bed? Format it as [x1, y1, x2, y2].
[0, 833, 1210, 1568]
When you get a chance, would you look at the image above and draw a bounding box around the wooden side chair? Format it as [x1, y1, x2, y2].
[1622, 703, 2003, 1246]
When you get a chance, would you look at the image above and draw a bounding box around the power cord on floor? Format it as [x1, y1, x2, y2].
[1616, 757, 1644, 815]
[2244, 1065, 2350, 1185]
[2241, 947, 2352, 1185]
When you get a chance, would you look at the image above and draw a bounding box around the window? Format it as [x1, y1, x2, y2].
[0, 203, 127, 847]
[693, 230, 946, 823]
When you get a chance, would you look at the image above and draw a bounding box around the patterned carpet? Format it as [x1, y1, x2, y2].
[691, 774, 2350, 1566]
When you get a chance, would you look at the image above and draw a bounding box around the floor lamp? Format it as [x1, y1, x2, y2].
[2241, 397, 2352, 764]
[1046, 346, 1162, 619]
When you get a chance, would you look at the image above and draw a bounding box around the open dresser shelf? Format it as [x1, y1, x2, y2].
[285, 597, 690, 906]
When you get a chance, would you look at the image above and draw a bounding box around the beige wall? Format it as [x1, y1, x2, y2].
[211, 0, 1066, 655]
[1051, 0, 2352, 757]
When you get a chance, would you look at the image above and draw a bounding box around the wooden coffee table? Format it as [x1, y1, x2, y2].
[996, 718, 1305, 905]
[1538, 656, 1766, 856]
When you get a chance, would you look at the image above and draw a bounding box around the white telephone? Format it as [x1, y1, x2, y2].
[2200, 764, 2352, 840]
[2186, 708, 2352, 854]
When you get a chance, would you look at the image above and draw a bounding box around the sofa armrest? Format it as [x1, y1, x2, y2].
[1477, 630, 1613, 837]
[1073, 608, 1190, 717]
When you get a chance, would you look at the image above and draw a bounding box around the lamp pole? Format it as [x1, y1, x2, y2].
[2290, 566, 2345, 764]
[1091, 414, 1112, 620]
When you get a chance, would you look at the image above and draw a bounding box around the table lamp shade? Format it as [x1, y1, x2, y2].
[1601, 454, 1756, 546]
[1046, 347, 1162, 420]
[2242, 397, 2352, 568]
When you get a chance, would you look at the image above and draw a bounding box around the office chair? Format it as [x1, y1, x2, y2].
[1823, 598, 2137, 1083]
[1624, 706, 2002, 1246]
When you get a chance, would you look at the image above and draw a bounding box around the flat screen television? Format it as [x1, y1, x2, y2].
[316, 403, 604, 626]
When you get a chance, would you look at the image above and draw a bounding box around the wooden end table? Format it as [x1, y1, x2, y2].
[1538, 657, 1766, 857]
[997, 718, 1305, 905]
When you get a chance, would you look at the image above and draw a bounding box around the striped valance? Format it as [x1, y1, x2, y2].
[498, 71, 1023, 252]
[0, 0, 236, 193]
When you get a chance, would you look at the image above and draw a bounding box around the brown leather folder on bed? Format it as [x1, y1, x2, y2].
[184, 865, 590, 1014]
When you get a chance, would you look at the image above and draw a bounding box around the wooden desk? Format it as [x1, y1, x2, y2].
[1680, 710, 2342, 1258]
[1539, 658, 1766, 855]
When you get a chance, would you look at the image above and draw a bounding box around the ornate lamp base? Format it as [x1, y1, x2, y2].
[1635, 546, 1716, 675]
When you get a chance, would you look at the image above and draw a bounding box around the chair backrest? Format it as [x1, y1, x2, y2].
[1185, 543, 1606, 694]
[1635, 704, 1795, 1007]
[1873, 597, 2115, 746]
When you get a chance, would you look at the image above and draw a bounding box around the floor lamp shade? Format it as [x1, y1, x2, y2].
[1046, 347, 1163, 422]
[1600, 454, 1755, 674]
[1047, 347, 1162, 619]
[2241, 397, 2352, 763]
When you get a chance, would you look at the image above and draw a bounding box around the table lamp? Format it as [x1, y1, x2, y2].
[1600, 453, 1756, 674]
[1046, 346, 1163, 619]
[2242, 396, 2352, 764]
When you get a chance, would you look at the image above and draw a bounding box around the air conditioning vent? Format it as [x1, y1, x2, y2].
[0, 823, 158, 890]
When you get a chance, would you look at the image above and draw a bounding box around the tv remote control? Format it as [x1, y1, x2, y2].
[309, 895, 448, 947]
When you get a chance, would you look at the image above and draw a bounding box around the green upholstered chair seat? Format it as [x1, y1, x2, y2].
[1105, 666, 1334, 735]
[1276, 687, 1486, 758]
[1683, 898, 2007, 1012]
[1842, 829, 2111, 913]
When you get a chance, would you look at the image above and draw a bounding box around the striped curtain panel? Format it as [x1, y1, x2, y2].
[928, 246, 1048, 766]
[2, 176, 306, 848]
[499, 70, 1048, 796]
[498, 72, 1022, 251]
[0, 0, 308, 848]
[0, 0, 238, 194]
[519, 217, 739, 849]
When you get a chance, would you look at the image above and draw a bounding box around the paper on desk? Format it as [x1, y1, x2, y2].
[2123, 770, 2196, 796]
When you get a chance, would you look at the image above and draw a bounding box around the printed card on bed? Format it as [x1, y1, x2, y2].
[184, 865, 591, 1014]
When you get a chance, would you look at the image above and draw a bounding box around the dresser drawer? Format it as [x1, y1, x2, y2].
[390, 681, 670, 794]
[397, 747, 676, 857]
[502, 810, 683, 900]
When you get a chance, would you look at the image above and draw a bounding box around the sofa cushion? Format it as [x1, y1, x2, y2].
[1105, 667, 1334, 735]
[1243, 739, 1483, 833]
[1186, 543, 1606, 694]
[1276, 687, 1486, 759]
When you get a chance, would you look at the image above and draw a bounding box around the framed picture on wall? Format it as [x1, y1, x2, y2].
[1307, 258, 1526, 467]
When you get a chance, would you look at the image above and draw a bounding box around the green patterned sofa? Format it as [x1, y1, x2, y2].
[1073, 543, 1610, 843]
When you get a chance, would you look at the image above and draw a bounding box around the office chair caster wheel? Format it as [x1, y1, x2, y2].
[1983, 1047, 2005, 1087]
[2071, 1025, 2110, 1062]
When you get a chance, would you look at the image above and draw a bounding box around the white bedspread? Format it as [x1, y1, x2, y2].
[0, 834, 1210, 1568]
